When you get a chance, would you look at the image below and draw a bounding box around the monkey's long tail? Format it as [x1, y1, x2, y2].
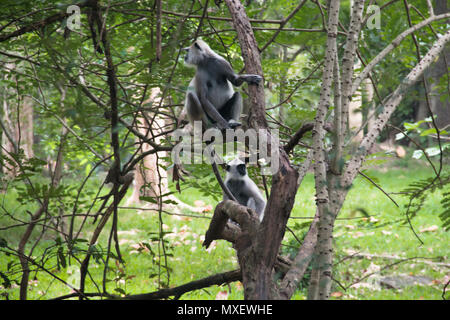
[205, 141, 237, 202]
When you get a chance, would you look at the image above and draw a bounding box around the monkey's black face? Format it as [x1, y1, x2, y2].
[237, 164, 246, 176]
[226, 163, 246, 176]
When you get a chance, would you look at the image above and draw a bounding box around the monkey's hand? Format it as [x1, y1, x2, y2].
[240, 74, 263, 85]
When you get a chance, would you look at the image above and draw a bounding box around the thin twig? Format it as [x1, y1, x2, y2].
[358, 170, 399, 207]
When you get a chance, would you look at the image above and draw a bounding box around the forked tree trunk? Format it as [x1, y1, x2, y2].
[223, 0, 299, 299]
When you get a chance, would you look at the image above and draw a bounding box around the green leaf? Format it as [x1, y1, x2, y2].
[424, 147, 441, 157]
[395, 132, 406, 141]
[420, 128, 437, 136]
[412, 150, 423, 159]
[139, 196, 158, 204]
[114, 287, 126, 295]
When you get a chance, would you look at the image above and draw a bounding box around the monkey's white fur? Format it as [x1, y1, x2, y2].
[181, 39, 262, 130]
[224, 158, 266, 222]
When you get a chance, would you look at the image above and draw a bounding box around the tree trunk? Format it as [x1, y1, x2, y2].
[416, 0, 449, 127]
[2, 91, 34, 178]
[126, 88, 168, 205]
[223, 0, 299, 299]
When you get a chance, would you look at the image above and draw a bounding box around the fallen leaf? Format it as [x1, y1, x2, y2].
[369, 216, 379, 223]
[203, 204, 213, 212]
[215, 290, 229, 300]
[194, 200, 205, 207]
[331, 292, 343, 298]
[396, 146, 406, 158]
[419, 225, 438, 233]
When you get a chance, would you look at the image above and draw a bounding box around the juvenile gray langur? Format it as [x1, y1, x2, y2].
[224, 158, 266, 222]
[182, 40, 263, 130]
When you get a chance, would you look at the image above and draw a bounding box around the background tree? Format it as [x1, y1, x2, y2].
[0, 0, 448, 300]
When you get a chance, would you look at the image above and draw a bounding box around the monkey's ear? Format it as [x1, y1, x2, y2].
[194, 42, 202, 50]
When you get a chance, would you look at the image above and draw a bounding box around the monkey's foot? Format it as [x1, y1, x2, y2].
[227, 121, 242, 129]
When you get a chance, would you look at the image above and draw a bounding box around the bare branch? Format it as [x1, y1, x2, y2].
[352, 13, 450, 96]
[279, 211, 319, 299]
[123, 269, 242, 300]
[259, 0, 308, 52]
[344, 29, 450, 186]
[341, 0, 366, 133]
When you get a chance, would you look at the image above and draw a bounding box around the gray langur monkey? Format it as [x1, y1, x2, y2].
[223, 158, 266, 222]
[182, 40, 263, 130]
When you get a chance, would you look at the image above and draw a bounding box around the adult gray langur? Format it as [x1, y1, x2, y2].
[182, 40, 262, 130]
[223, 158, 266, 222]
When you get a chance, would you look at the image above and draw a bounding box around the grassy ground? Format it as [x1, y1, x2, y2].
[0, 160, 448, 300]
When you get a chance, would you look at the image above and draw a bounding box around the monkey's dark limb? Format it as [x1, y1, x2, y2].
[211, 161, 236, 201]
[205, 142, 237, 202]
[215, 58, 262, 87]
[236, 74, 263, 86]
[199, 93, 230, 129]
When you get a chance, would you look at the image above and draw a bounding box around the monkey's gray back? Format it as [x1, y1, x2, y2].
[225, 178, 266, 219]
[225, 179, 249, 207]
[195, 59, 234, 110]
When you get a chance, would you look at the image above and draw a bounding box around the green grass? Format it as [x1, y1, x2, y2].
[0, 161, 448, 300]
